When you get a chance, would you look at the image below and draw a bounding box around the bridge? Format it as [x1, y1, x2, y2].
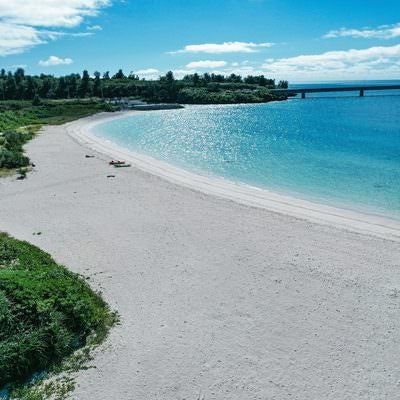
[271, 84, 400, 99]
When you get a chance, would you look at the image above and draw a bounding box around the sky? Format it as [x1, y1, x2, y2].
[1, 0, 400, 82]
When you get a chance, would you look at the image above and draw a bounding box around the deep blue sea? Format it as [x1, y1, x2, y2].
[94, 81, 400, 219]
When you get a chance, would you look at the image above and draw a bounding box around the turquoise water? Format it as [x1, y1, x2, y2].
[94, 87, 400, 219]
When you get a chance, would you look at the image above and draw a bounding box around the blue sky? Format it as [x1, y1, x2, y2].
[1, 0, 400, 81]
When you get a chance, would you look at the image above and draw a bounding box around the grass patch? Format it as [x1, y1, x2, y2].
[0, 130, 33, 170]
[0, 233, 117, 399]
[0, 99, 115, 131]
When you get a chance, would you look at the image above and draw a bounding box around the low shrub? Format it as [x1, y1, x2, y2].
[0, 233, 115, 389]
[0, 131, 31, 169]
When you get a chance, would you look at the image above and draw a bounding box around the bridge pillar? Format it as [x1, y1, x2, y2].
[301, 92, 306, 99]
[360, 89, 364, 97]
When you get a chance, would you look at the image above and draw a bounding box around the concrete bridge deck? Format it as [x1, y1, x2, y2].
[272, 85, 400, 98]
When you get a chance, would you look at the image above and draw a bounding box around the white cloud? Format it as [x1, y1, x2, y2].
[87, 25, 102, 31]
[0, 0, 110, 56]
[71, 32, 94, 37]
[171, 69, 194, 78]
[142, 44, 400, 80]
[134, 68, 160, 79]
[135, 68, 160, 74]
[170, 41, 274, 54]
[110, 44, 400, 81]
[0, 22, 47, 56]
[186, 60, 227, 69]
[4, 63, 27, 69]
[261, 44, 400, 80]
[39, 56, 73, 67]
[324, 23, 400, 39]
[0, 0, 110, 28]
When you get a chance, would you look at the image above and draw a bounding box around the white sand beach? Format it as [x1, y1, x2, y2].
[1, 112, 400, 399]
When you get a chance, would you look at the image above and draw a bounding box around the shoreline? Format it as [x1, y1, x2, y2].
[67, 111, 400, 242]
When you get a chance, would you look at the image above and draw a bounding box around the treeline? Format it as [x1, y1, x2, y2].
[182, 72, 286, 87]
[0, 68, 288, 104]
[176, 87, 282, 104]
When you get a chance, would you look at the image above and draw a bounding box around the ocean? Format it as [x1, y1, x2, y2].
[93, 81, 400, 219]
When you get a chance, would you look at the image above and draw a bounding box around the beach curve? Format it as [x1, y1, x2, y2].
[67, 111, 400, 242]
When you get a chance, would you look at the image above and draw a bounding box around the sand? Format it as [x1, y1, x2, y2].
[1, 112, 400, 400]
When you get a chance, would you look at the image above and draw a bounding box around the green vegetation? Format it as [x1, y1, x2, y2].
[0, 99, 114, 131]
[0, 68, 288, 104]
[0, 233, 116, 398]
[0, 130, 31, 170]
[0, 99, 115, 173]
[176, 86, 284, 104]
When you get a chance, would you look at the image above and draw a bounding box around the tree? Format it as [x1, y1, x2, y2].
[78, 70, 90, 97]
[113, 69, 125, 79]
[5, 72, 17, 99]
[203, 73, 211, 83]
[228, 73, 242, 83]
[93, 71, 102, 97]
[277, 80, 288, 89]
[258, 75, 267, 86]
[0, 79, 4, 100]
[56, 77, 67, 98]
[65, 74, 78, 98]
[160, 71, 178, 102]
[25, 76, 36, 100]
[38, 78, 52, 98]
[165, 71, 175, 83]
[192, 73, 200, 86]
[14, 68, 25, 83]
[244, 75, 255, 84]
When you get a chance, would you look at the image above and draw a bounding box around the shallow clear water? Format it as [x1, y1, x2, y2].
[94, 87, 400, 219]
